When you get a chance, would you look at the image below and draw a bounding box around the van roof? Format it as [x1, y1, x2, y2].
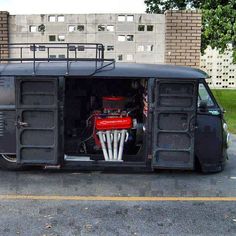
[0, 61, 208, 79]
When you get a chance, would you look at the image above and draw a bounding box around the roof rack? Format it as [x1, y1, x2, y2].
[0, 43, 115, 75]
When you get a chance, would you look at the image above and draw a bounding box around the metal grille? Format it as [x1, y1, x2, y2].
[0, 78, 5, 87]
[0, 112, 4, 137]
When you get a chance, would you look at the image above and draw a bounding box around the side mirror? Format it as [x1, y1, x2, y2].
[199, 100, 208, 112]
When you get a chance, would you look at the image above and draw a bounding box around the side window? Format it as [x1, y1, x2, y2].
[198, 83, 214, 107]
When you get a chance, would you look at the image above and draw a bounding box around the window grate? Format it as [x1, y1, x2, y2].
[0, 112, 4, 137]
[0, 79, 5, 87]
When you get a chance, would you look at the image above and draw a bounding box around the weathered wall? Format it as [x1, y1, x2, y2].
[165, 10, 201, 67]
[0, 11, 9, 60]
[8, 14, 166, 64]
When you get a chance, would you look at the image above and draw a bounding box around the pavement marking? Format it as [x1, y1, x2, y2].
[0, 195, 236, 202]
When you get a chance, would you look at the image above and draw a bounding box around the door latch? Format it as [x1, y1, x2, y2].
[15, 117, 29, 128]
[18, 121, 29, 127]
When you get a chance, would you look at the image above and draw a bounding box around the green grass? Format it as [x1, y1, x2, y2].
[212, 90, 236, 134]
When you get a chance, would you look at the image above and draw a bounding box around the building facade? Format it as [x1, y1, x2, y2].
[8, 13, 166, 64]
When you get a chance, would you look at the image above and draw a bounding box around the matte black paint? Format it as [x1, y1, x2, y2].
[0, 62, 228, 172]
[195, 114, 226, 172]
[0, 62, 207, 79]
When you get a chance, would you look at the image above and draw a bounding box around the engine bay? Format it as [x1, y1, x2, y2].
[64, 78, 148, 162]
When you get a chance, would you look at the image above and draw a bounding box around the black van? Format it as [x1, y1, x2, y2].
[0, 43, 229, 173]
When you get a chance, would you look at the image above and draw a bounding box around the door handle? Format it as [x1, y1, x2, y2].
[15, 117, 29, 128]
[18, 121, 29, 127]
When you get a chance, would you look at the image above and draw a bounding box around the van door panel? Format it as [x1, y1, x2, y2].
[195, 82, 226, 171]
[152, 80, 198, 169]
[16, 78, 58, 164]
[195, 115, 223, 164]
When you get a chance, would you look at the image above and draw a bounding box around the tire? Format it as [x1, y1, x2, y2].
[195, 155, 225, 174]
[0, 154, 21, 170]
[195, 156, 202, 172]
[201, 163, 225, 174]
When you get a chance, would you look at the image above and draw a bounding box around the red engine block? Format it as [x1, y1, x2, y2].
[95, 117, 132, 131]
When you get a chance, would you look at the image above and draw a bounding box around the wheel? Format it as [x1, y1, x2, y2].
[195, 156, 225, 174]
[200, 163, 225, 174]
[0, 154, 21, 170]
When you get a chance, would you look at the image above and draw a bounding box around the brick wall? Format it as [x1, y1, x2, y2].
[0, 11, 9, 60]
[165, 10, 201, 67]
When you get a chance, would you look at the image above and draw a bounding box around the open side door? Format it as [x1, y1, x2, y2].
[16, 77, 59, 165]
[152, 80, 198, 169]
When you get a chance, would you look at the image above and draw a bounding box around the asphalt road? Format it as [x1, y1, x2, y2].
[0, 135, 235, 236]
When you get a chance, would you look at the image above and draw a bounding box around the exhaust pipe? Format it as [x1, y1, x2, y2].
[113, 130, 118, 160]
[97, 129, 128, 161]
[97, 131, 109, 161]
[106, 130, 113, 160]
[118, 129, 126, 161]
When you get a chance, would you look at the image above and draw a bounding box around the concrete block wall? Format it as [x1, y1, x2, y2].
[0, 11, 9, 59]
[201, 46, 236, 89]
[8, 13, 166, 64]
[165, 10, 201, 67]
